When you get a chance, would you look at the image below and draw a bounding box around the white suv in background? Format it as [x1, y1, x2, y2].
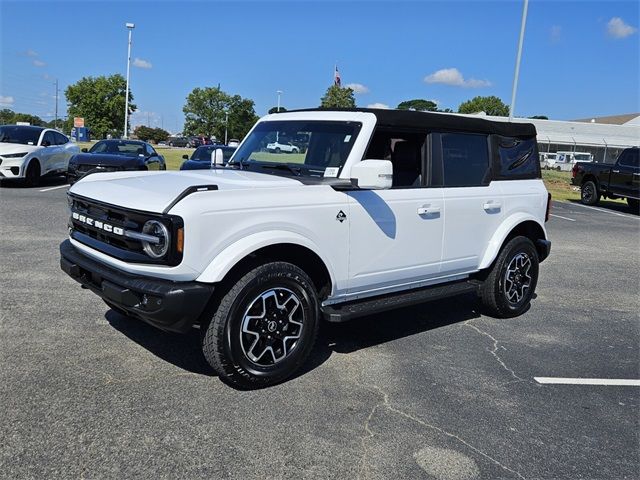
[0, 125, 79, 185]
[60, 109, 551, 388]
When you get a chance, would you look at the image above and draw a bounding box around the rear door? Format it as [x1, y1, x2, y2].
[437, 132, 504, 274]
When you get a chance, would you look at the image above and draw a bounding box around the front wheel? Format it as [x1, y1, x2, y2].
[479, 236, 539, 318]
[201, 262, 319, 389]
[24, 160, 41, 187]
[581, 180, 599, 205]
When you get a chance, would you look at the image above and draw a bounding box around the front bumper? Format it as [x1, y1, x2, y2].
[60, 239, 213, 333]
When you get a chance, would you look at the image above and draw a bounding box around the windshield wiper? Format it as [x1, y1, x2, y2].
[261, 164, 302, 176]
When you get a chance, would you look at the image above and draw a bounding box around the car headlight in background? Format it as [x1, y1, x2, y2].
[2, 152, 28, 158]
[141, 220, 170, 258]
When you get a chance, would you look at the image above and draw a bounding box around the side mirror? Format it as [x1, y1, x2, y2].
[350, 159, 393, 190]
[211, 148, 224, 167]
[182, 154, 189, 160]
[81, 148, 88, 153]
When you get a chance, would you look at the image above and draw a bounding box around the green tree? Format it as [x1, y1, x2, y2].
[133, 125, 169, 143]
[0, 108, 15, 125]
[268, 106, 287, 114]
[320, 85, 356, 108]
[12, 112, 45, 126]
[458, 96, 509, 116]
[397, 99, 438, 112]
[65, 74, 136, 139]
[183, 87, 258, 141]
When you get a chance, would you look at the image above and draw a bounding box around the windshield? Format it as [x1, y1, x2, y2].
[0, 126, 42, 145]
[89, 140, 145, 156]
[230, 120, 361, 177]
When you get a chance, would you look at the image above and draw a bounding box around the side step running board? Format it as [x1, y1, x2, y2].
[321, 280, 481, 323]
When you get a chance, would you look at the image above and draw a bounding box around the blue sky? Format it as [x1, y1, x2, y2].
[1, 0, 638, 132]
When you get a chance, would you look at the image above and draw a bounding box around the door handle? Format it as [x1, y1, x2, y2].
[417, 205, 441, 215]
[483, 201, 502, 211]
[612, 169, 620, 173]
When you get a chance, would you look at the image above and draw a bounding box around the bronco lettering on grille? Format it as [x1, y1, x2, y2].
[72, 212, 124, 236]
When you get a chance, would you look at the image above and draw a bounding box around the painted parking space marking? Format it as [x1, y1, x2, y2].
[39, 184, 69, 192]
[567, 202, 639, 220]
[549, 213, 576, 222]
[534, 377, 640, 386]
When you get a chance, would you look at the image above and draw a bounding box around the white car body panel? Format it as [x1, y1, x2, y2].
[0, 129, 79, 179]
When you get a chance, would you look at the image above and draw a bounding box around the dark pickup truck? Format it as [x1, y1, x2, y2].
[571, 147, 639, 211]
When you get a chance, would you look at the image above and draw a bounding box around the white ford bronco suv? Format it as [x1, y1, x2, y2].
[60, 109, 551, 388]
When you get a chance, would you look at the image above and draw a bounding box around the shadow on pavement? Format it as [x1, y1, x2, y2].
[568, 198, 638, 216]
[104, 292, 482, 384]
[0, 175, 68, 189]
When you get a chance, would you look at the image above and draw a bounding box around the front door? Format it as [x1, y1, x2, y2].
[610, 149, 639, 198]
[347, 188, 444, 296]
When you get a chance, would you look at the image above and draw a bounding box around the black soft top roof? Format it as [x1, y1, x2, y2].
[287, 108, 537, 137]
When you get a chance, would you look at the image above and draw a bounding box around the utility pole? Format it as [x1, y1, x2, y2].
[54, 79, 59, 129]
[509, 0, 529, 121]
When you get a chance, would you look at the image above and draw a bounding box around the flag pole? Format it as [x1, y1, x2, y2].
[509, 0, 529, 122]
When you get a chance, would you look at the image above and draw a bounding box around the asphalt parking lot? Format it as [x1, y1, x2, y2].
[1, 178, 638, 479]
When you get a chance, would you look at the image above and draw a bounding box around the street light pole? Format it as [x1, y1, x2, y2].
[224, 109, 229, 145]
[509, 0, 528, 122]
[124, 22, 135, 138]
[54, 78, 59, 130]
[276, 90, 283, 112]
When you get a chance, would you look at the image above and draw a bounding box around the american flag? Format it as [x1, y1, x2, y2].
[334, 65, 341, 87]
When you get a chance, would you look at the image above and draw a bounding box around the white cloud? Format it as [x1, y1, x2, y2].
[32, 59, 46, 67]
[550, 25, 562, 43]
[346, 83, 369, 94]
[25, 49, 38, 57]
[367, 103, 389, 109]
[0, 95, 15, 106]
[424, 67, 491, 88]
[133, 57, 152, 69]
[607, 17, 637, 39]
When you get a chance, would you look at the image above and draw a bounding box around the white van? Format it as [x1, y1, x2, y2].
[539, 152, 557, 170]
[548, 151, 593, 171]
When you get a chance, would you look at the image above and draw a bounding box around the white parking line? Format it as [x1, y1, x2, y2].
[39, 184, 69, 192]
[534, 377, 640, 386]
[568, 202, 639, 219]
[549, 213, 575, 222]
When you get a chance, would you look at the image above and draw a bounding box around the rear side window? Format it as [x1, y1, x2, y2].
[441, 133, 490, 187]
[54, 132, 68, 145]
[619, 149, 639, 168]
[492, 136, 539, 179]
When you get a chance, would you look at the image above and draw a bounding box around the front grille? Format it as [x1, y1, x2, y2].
[68, 194, 183, 265]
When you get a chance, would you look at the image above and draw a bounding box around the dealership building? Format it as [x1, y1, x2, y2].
[462, 112, 639, 163]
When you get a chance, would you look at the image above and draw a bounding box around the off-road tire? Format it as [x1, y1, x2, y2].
[581, 180, 599, 205]
[201, 262, 320, 389]
[24, 160, 41, 187]
[479, 236, 539, 318]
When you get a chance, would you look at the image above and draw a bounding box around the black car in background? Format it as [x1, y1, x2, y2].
[167, 136, 189, 147]
[67, 140, 166, 184]
[180, 145, 236, 170]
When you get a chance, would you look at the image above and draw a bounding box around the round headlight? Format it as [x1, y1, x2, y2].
[141, 220, 170, 259]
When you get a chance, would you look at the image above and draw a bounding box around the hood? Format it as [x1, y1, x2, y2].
[69, 168, 304, 213]
[0, 143, 39, 155]
[71, 152, 142, 167]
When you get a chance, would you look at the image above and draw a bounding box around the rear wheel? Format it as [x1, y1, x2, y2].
[275, 147, 281, 153]
[201, 262, 319, 389]
[581, 180, 599, 205]
[479, 236, 539, 318]
[24, 160, 41, 187]
[627, 198, 639, 213]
